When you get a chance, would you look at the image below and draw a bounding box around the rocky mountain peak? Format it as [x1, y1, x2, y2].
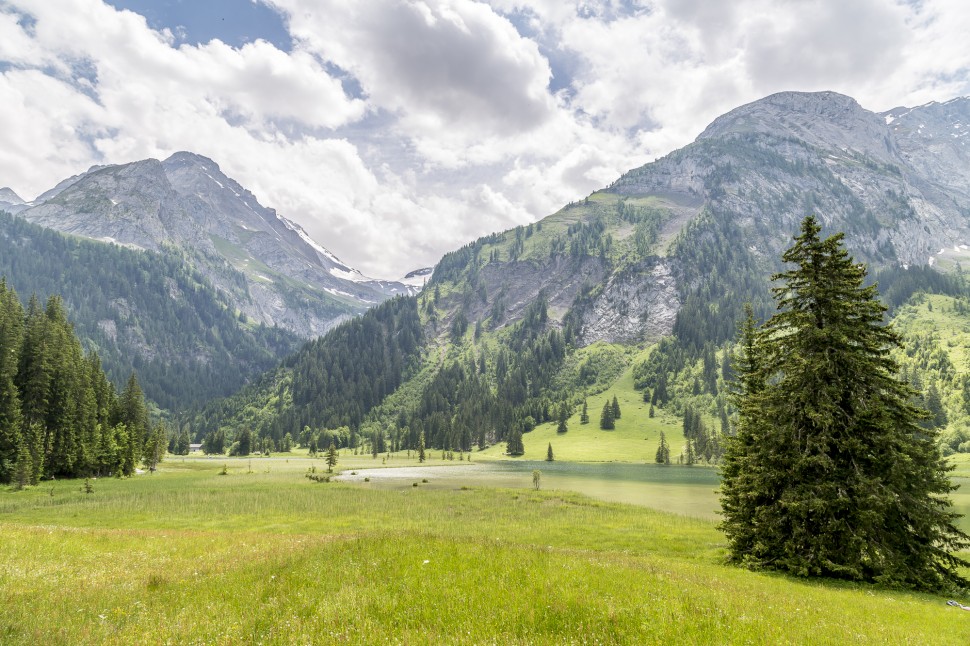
[0, 187, 24, 204]
[881, 96, 970, 194]
[698, 90, 894, 161]
[14, 151, 413, 337]
[0, 186, 27, 215]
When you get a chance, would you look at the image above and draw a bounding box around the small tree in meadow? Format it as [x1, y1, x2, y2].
[600, 401, 615, 430]
[556, 405, 568, 434]
[546, 443, 554, 462]
[655, 431, 670, 464]
[611, 395, 621, 420]
[684, 438, 696, 465]
[507, 427, 524, 456]
[418, 431, 426, 463]
[326, 441, 338, 473]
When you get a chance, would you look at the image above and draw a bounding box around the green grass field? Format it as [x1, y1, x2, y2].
[478, 354, 687, 463]
[2, 458, 969, 644]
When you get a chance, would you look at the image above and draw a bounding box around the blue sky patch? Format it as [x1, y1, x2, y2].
[104, 0, 291, 51]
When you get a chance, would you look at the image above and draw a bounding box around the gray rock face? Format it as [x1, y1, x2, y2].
[16, 152, 414, 337]
[613, 90, 970, 272]
[480, 256, 607, 327]
[579, 259, 679, 346]
[883, 97, 970, 196]
[460, 91, 970, 349]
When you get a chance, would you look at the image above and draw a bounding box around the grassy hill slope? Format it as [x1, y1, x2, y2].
[478, 349, 689, 462]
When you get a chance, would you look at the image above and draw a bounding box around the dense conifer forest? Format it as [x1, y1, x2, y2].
[189, 296, 423, 448]
[0, 280, 159, 484]
[0, 211, 300, 411]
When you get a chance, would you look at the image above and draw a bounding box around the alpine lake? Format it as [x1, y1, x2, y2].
[340, 458, 970, 531]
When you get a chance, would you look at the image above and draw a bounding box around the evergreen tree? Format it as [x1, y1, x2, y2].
[0, 279, 25, 483]
[924, 382, 948, 429]
[326, 440, 338, 472]
[599, 401, 615, 430]
[174, 428, 191, 455]
[655, 431, 670, 464]
[546, 442, 554, 462]
[580, 399, 589, 424]
[720, 217, 969, 591]
[611, 395, 621, 420]
[202, 428, 226, 455]
[418, 431, 426, 463]
[684, 438, 695, 465]
[144, 423, 166, 472]
[556, 403, 568, 434]
[231, 428, 252, 457]
[117, 373, 149, 470]
[12, 431, 32, 490]
[506, 427, 524, 456]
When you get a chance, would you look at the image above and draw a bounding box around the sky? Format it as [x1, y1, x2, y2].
[1, 1, 969, 278]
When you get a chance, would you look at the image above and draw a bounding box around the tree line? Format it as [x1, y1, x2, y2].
[0, 211, 300, 412]
[0, 279, 160, 486]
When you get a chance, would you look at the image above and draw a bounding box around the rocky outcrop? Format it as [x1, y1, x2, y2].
[579, 259, 679, 346]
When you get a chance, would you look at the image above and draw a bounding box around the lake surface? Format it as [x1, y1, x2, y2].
[339, 461, 722, 521]
[340, 463, 970, 531]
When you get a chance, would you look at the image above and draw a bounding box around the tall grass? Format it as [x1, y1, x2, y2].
[2, 460, 968, 644]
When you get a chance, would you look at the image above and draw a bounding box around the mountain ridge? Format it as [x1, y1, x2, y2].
[15, 151, 415, 337]
[189, 90, 970, 455]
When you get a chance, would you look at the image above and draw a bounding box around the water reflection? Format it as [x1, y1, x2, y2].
[338, 461, 722, 521]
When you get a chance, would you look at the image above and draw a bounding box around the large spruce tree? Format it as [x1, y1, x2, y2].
[720, 217, 969, 591]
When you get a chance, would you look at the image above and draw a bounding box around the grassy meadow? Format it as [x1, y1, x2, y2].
[478, 353, 687, 463]
[2, 457, 970, 644]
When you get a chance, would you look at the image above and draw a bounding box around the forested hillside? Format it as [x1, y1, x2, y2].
[0, 212, 300, 411]
[189, 296, 423, 447]
[0, 281, 158, 484]
[191, 92, 970, 459]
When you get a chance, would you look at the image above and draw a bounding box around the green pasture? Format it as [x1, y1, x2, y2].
[478, 355, 687, 463]
[2, 458, 969, 644]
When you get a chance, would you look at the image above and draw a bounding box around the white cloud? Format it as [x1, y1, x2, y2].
[0, 0, 969, 279]
[275, 0, 557, 139]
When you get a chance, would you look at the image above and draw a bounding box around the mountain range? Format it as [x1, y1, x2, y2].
[3, 90, 970, 446]
[183, 90, 970, 451]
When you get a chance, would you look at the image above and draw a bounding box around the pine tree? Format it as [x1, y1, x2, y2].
[0, 279, 25, 483]
[580, 399, 589, 424]
[174, 428, 191, 455]
[506, 426, 524, 456]
[719, 216, 969, 591]
[556, 404, 568, 433]
[611, 395, 621, 420]
[326, 440, 338, 472]
[117, 373, 149, 470]
[655, 431, 670, 464]
[418, 431, 426, 463]
[144, 423, 166, 472]
[924, 382, 948, 429]
[599, 401, 614, 430]
[546, 442, 554, 462]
